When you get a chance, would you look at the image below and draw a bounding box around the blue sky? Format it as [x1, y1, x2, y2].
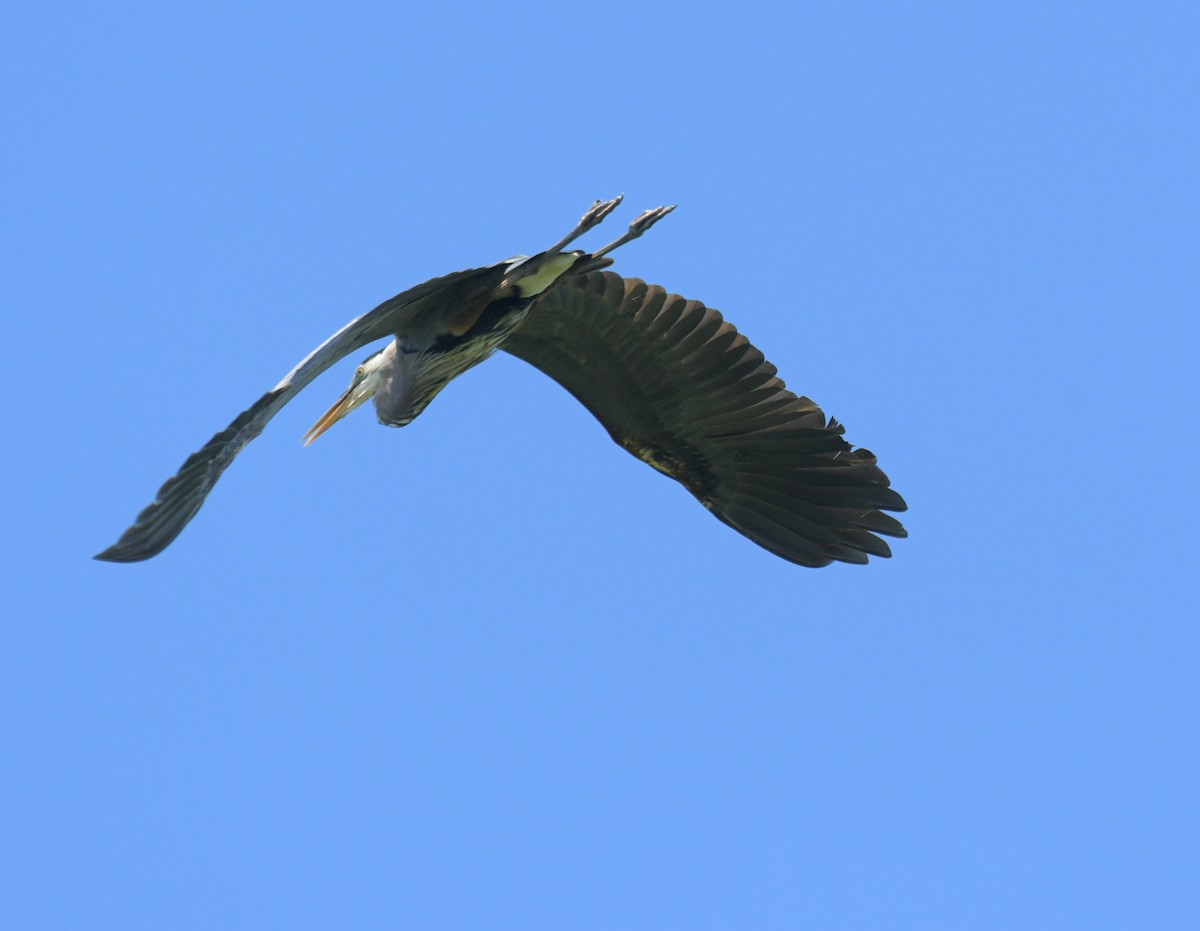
[4, 1, 1197, 927]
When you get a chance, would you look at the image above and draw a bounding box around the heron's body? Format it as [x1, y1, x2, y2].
[97, 198, 907, 567]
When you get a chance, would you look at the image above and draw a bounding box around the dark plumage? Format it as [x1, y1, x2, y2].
[96, 199, 905, 565]
[504, 272, 906, 567]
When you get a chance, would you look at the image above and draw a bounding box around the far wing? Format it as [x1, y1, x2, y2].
[501, 271, 907, 567]
[95, 265, 500, 562]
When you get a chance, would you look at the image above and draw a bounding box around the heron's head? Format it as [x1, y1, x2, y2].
[302, 348, 390, 446]
[302, 332, 491, 446]
[303, 251, 585, 447]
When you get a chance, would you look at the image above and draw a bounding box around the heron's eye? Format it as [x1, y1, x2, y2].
[355, 366, 364, 379]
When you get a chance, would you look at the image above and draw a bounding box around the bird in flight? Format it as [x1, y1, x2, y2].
[96, 197, 906, 567]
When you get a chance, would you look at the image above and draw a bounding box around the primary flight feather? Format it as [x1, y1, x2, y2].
[96, 198, 906, 566]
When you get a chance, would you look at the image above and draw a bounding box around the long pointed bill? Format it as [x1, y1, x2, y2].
[303, 387, 359, 446]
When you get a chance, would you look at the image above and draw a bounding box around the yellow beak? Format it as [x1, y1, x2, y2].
[303, 386, 360, 446]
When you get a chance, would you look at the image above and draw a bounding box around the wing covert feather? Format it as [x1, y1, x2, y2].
[501, 271, 907, 567]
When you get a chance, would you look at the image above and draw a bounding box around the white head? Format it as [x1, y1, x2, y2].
[302, 347, 390, 446]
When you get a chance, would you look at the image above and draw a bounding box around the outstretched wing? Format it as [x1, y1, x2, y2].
[95, 264, 501, 562]
[501, 271, 907, 567]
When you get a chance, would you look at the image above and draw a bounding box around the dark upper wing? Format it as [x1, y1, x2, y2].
[500, 271, 907, 567]
[95, 264, 501, 562]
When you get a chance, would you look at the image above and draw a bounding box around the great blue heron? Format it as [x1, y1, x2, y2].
[96, 197, 906, 567]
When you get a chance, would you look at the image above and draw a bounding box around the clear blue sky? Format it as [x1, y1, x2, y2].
[4, 2, 1196, 927]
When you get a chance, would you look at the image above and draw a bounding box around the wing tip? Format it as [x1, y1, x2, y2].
[93, 547, 139, 563]
[93, 539, 157, 563]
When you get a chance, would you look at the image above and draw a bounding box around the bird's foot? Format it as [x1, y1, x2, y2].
[578, 195, 624, 233]
[628, 204, 676, 237]
[588, 204, 677, 261]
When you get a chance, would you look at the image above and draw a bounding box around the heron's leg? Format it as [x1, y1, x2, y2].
[566, 205, 678, 275]
[588, 205, 677, 261]
[502, 196, 624, 287]
[548, 195, 624, 255]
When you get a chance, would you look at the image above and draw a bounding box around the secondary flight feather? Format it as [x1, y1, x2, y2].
[97, 197, 906, 566]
